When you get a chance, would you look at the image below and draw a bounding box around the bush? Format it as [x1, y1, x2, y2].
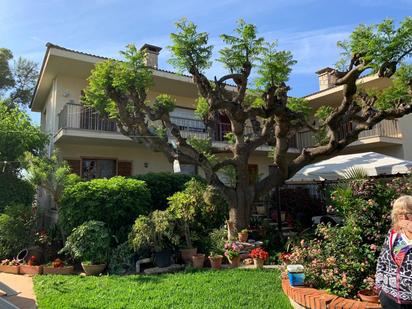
[133, 172, 199, 210]
[288, 177, 411, 298]
[0, 204, 36, 258]
[108, 242, 135, 275]
[60, 220, 111, 264]
[59, 177, 151, 244]
[0, 174, 34, 213]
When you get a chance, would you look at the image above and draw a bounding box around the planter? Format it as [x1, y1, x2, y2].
[180, 248, 197, 264]
[20, 265, 43, 275]
[238, 232, 248, 243]
[192, 254, 205, 269]
[228, 256, 240, 268]
[357, 289, 379, 303]
[43, 266, 74, 275]
[256, 206, 266, 215]
[153, 250, 172, 268]
[81, 263, 106, 276]
[0, 265, 20, 274]
[208, 255, 223, 269]
[253, 258, 264, 269]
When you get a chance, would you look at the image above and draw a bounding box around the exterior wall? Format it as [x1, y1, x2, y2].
[56, 142, 172, 176]
[398, 114, 412, 161]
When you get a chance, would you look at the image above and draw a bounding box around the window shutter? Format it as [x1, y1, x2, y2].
[117, 161, 132, 176]
[66, 159, 81, 176]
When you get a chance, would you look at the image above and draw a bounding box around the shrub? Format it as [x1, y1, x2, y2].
[0, 204, 36, 258]
[288, 177, 411, 298]
[133, 172, 199, 210]
[108, 242, 135, 275]
[0, 174, 34, 213]
[59, 177, 151, 244]
[60, 220, 111, 264]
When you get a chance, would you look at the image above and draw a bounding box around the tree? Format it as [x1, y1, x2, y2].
[0, 48, 39, 108]
[84, 18, 412, 232]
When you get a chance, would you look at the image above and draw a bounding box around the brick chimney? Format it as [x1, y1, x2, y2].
[316, 67, 336, 90]
[140, 44, 162, 69]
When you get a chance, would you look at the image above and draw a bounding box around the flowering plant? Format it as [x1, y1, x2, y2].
[250, 248, 269, 261]
[278, 252, 292, 264]
[52, 258, 65, 268]
[224, 241, 242, 259]
[1, 259, 19, 266]
[27, 255, 37, 266]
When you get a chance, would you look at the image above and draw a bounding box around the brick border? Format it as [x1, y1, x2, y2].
[281, 278, 381, 309]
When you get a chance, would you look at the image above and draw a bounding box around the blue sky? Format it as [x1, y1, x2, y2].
[1, 0, 411, 123]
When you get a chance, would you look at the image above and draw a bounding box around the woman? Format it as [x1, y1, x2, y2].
[375, 195, 412, 308]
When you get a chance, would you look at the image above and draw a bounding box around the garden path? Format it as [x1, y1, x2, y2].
[0, 273, 37, 309]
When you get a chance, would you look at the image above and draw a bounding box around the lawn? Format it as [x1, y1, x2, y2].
[33, 268, 292, 309]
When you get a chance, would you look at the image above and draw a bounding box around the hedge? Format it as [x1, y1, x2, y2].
[0, 174, 34, 213]
[59, 177, 151, 244]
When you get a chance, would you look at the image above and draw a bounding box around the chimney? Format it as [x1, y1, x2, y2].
[140, 44, 162, 69]
[316, 67, 336, 90]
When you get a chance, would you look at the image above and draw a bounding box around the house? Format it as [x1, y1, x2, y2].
[30, 43, 412, 183]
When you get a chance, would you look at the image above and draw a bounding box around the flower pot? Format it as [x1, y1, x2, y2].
[228, 256, 240, 268]
[180, 248, 197, 264]
[208, 255, 223, 269]
[192, 254, 205, 269]
[0, 265, 20, 274]
[253, 258, 264, 269]
[81, 263, 106, 276]
[238, 232, 248, 243]
[256, 206, 265, 215]
[20, 265, 43, 275]
[153, 250, 172, 268]
[357, 289, 379, 303]
[43, 266, 74, 275]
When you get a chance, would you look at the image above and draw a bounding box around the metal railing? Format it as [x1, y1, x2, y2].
[295, 119, 402, 149]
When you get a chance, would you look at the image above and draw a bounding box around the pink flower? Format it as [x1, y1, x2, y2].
[370, 244, 377, 251]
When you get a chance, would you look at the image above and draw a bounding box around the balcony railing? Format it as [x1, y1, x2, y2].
[295, 119, 402, 149]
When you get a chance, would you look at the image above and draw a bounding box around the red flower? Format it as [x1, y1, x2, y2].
[249, 248, 269, 261]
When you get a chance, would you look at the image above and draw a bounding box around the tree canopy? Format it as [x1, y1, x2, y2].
[84, 17, 412, 230]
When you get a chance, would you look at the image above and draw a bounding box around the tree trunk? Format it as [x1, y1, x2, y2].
[227, 186, 255, 238]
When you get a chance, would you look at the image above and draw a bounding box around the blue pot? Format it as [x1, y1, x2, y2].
[288, 272, 305, 286]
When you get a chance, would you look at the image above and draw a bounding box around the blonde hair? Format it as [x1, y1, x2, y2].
[391, 195, 412, 231]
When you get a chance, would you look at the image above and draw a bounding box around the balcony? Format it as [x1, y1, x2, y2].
[295, 119, 402, 149]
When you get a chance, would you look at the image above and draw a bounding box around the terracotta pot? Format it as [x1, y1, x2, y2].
[43, 266, 74, 275]
[0, 265, 20, 274]
[208, 255, 223, 269]
[357, 289, 379, 303]
[192, 254, 205, 269]
[228, 256, 240, 268]
[81, 263, 106, 276]
[20, 265, 43, 275]
[238, 232, 248, 243]
[253, 258, 264, 269]
[180, 248, 197, 264]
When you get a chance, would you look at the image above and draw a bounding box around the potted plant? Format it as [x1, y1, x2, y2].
[0, 259, 20, 274]
[238, 229, 248, 243]
[208, 252, 223, 269]
[249, 248, 269, 269]
[130, 211, 179, 268]
[192, 254, 205, 269]
[43, 258, 74, 275]
[60, 220, 111, 276]
[224, 241, 242, 268]
[20, 255, 43, 275]
[168, 188, 200, 264]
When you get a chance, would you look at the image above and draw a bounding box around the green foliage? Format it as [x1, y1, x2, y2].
[255, 42, 296, 89]
[289, 177, 412, 298]
[286, 97, 311, 119]
[194, 96, 209, 119]
[218, 19, 265, 73]
[60, 220, 111, 264]
[129, 210, 179, 253]
[108, 242, 135, 275]
[336, 18, 412, 73]
[0, 174, 34, 213]
[187, 136, 216, 162]
[34, 269, 292, 309]
[205, 227, 227, 255]
[0, 48, 14, 92]
[313, 105, 334, 145]
[25, 151, 80, 205]
[83, 44, 153, 116]
[342, 167, 368, 180]
[59, 177, 151, 244]
[168, 18, 213, 73]
[152, 94, 176, 114]
[133, 172, 196, 210]
[0, 101, 48, 174]
[0, 204, 36, 258]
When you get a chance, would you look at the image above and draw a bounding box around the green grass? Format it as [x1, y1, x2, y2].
[33, 268, 292, 309]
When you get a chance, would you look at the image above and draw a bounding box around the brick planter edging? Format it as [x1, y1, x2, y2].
[281, 278, 381, 309]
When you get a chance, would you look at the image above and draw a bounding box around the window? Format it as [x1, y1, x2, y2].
[81, 159, 116, 180]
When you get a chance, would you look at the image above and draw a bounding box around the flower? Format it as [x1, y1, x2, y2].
[249, 248, 269, 261]
[224, 241, 241, 260]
